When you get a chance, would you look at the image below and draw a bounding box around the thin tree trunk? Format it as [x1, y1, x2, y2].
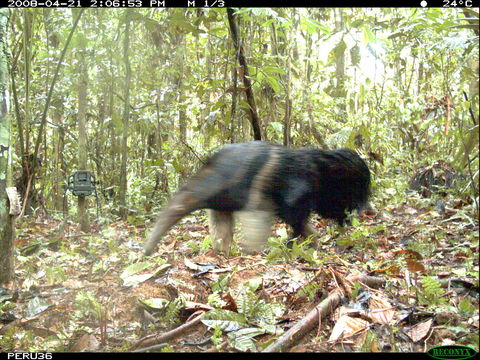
[76, 10, 90, 231]
[51, 102, 65, 211]
[95, 87, 106, 195]
[283, 52, 292, 146]
[107, 59, 115, 199]
[0, 8, 14, 285]
[20, 10, 32, 213]
[119, 10, 131, 219]
[21, 9, 83, 216]
[177, 42, 187, 144]
[283, 97, 292, 147]
[229, 57, 238, 144]
[226, 8, 262, 141]
[334, 9, 347, 121]
[10, 66, 25, 165]
[155, 98, 169, 195]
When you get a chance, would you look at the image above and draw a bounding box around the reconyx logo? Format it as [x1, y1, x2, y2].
[427, 345, 478, 360]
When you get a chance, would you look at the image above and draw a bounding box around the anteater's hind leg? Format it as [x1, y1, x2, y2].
[208, 210, 235, 254]
[236, 209, 273, 254]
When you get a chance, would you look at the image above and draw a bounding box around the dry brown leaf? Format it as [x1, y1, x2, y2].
[441, 338, 456, 346]
[332, 306, 351, 321]
[405, 318, 433, 343]
[405, 259, 427, 274]
[69, 334, 100, 352]
[222, 293, 238, 312]
[371, 264, 400, 275]
[370, 337, 380, 352]
[328, 315, 370, 343]
[368, 295, 396, 325]
[394, 249, 423, 260]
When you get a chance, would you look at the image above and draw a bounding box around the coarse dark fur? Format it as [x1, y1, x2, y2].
[144, 141, 371, 255]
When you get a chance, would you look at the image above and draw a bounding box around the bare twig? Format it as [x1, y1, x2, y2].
[131, 312, 204, 350]
[263, 292, 343, 352]
[132, 343, 169, 353]
[263, 274, 386, 352]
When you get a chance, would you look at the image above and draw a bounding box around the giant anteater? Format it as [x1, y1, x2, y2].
[144, 141, 370, 255]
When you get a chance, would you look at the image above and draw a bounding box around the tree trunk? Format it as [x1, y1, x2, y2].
[226, 8, 263, 141]
[119, 10, 131, 219]
[52, 101, 65, 211]
[20, 9, 33, 213]
[229, 59, 238, 144]
[177, 42, 187, 144]
[0, 8, 14, 285]
[107, 63, 116, 199]
[21, 9, 83, 216]
[95, 87, 106, 187]
[76, 12, 90, 231]
[283, 97, 292, 147]
[156, 97, 169, 195]
[334, 9, 347, 121]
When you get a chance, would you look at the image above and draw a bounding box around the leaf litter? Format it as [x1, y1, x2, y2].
[1, 202, 478, 353]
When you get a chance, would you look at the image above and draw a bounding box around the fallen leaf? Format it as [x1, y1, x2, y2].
[184, 258, 215, 272]
[405, 318, 433, 342]
[69, 334, 100, 352]
[368, 295, 395, 325]
[405, 259, 427, 274]
[328, 315, 370, 343]
[123, 273, 154, 286]
[26, 297, 51, 318]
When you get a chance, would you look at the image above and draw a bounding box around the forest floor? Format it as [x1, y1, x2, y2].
[1, 195, 479, 353]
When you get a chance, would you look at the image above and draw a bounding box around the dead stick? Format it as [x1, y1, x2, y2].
[132, 343, 169, 352]
[19, 175, 32, 217]
[263, 275, 386, 352]
[347, 275, 385, 289]
[132, 313, 204, 350]
[205, 341, 228, 352]
[263, 291, 343, 352]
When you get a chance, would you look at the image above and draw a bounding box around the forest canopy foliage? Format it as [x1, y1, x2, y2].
[6, 8, 479, 218]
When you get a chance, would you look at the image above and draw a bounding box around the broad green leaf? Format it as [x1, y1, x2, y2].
[138, 297, 169, 310]
[120, 261, 153, 279]
[201, 309, 248, 332]
[264, 75, 280, 93]
[362, 28, 375, 44]
[263, 66, 286, 75]
[122, 273, 154, 287]
[227, 328, 265, 352]
[350, 19, 364, 28]
[268, 121, 283, 134]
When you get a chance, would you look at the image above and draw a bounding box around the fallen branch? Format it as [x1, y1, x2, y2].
[131, 312, 204, 350]
[347, 275, 386, 289]
[132, 343, 169, 353]
[263, 275, 386, 352]
[0, 316, 41, 335]
[205, 341, 228, 352]
[263, 292, 343, 352]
